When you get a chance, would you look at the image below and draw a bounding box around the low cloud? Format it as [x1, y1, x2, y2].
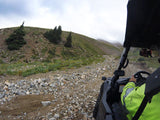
[0, 0, 31, 16]
[0, 0, 128, 43]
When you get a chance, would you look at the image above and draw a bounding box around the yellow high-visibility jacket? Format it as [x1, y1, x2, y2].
[121, 82, 160, 120]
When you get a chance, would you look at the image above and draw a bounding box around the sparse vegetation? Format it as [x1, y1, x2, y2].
[0, 56, 104, 77]
[48, 47, 56, 56]
[41, 47, 48, 55]
[0, 26, 121, 77]
[0, 59, 4, 64]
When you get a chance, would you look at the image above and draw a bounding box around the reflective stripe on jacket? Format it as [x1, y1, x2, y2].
[121, 82, 160, 120]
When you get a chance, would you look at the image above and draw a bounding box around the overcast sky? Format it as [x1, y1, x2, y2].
[0, 0, 128, 44]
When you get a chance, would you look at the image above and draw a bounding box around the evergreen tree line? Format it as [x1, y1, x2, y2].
[6, 24, 72, 51]
[43, 26, 62, 44]
[43, 26, 72, 48]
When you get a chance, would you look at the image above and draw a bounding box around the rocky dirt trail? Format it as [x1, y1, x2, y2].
[0, 55, 152, 120]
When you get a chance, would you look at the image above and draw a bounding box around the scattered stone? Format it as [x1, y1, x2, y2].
[0, 56, 123, 119]
[81, 74, 85, 79]
[4, 81, 11, 86]
[41, 101, 51, 107]
[49, 118, 56, 120]
[54, 114, 60, 118]
[47, 113, 53, 119]
[41, 78, 49, 82]
[26, 91, 30, 95]
[0, 93, 5, 99]
[83, 113, 88, 120]
[49, 83, 56, 88]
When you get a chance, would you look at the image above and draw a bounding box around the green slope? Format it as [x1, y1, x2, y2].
[0, 27, 121, 76]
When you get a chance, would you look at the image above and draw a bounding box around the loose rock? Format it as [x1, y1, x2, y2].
[0, 56, 147, 119]
[41, 101, 51, 107]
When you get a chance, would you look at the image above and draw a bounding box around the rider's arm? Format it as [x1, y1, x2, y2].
[121, 76, 136, 105]
[121, 81, 136, 105]
[121, 76, 145, 119]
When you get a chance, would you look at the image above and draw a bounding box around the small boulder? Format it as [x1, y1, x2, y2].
[41, 101, 51, 106]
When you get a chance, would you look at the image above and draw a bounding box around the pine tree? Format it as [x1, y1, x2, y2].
[6, 22, 26, 50]
[43, 26, 62, 44]
[57, 25, 62, 43]
[57, 25, 62, 35]
[52, 27, 59, 44]
[64, 32, 72, 47]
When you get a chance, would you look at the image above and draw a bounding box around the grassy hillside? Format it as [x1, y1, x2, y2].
[0, 27, 121, 76]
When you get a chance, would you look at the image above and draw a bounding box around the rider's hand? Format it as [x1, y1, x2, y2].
[129, 75, 137, 83]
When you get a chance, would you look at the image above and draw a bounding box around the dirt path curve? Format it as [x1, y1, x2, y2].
[0, 55, 152, 120]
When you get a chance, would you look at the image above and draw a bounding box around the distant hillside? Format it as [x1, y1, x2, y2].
[128, 48, 160, 70]
[0, 27, 121, 63]
[96, 39, 122, 56]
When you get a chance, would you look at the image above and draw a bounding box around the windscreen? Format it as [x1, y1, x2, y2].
[123, 0, 160, 49]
